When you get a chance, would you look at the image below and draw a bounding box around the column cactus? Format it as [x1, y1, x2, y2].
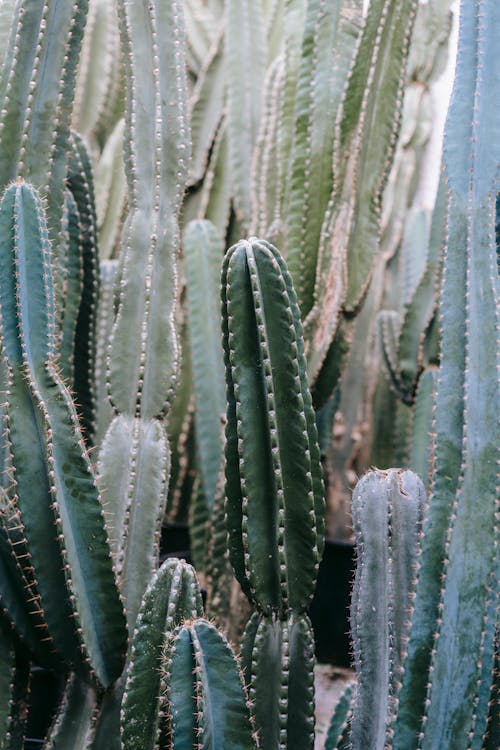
[349, 469, 424, 749]
[121, 558, 256, 750]
[0, 180, 126, 687]
[391, 0, 500, 746]
[221, 236, 324, 748]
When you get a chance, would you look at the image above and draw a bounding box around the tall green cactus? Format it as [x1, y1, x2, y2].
[98, 0, 190, 633]
[0, 180, 126, 688]
[391, 1, 500, 746]
[221, 236, 324, 748]
[222, 237, 324, 613]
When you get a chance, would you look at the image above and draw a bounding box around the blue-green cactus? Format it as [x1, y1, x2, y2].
[0, 180, 126, 688]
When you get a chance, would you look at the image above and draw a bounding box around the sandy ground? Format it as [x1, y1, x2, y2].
[314, 664, 355, 749]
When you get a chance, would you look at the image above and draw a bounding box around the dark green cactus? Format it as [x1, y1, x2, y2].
[0, 180, 126, 688]
[240, 611, 316, 750]
[222, 236, 324, 748]
[45, 674, 99, 749]
[164, 619, 256, 750]
[121, 559, 203, 750]
[222, 237, 324, 614]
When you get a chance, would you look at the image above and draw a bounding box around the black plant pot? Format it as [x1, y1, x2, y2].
[309, 539, 355, 669]
[160, 523, 192, 565]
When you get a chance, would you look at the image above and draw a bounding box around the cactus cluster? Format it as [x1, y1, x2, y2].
[0, 0, 498, 749]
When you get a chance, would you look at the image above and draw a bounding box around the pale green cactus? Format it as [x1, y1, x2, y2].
[1, 1, 497, 748]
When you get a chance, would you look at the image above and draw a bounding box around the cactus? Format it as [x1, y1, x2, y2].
[183, 219, 226, 515]
[350, 469, 424, 749]
[98, 0, 190, 631]
[304, 0, 417, 384]
[378, 179, 446, 405]
[222, 237, 324, 613]
[240, 611, 316, 749]
[390, 2, 500, 746]
[283, 0, 362, 321]
[222, 236, 324, 747]
[164, 619, 256, 749]
[121, 558, 256, 750]
[0, 180, 126, 687]
[3, 0, 497, 747]
[324, 681, 354, 750]
[225, 0, 266, 228]
[45, 674, 99, 750]
[120, 558, 203, 750]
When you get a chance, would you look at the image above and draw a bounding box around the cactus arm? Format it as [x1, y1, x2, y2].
[98, 416, 169, 631]
[189, 30, 225, 186]
[165, 302, 194, 521]
[72, 0, 121, 141]
[165, 619, 256, 750]
[58, 189, 84, 386]
[120, 559, 203, 750]
[67, 130, 100, 444]
[93, 260, 117, 444]
[304, 0, 417, 384]
[264, 0, 284, 63]
[250, 56, 286, 240]
[225, 0, 266, 227]
[0, 0, 87, 251]
[310, 317, 352, 411]
[183, 0, 218, 76]
[324, 681, 354, 750]
[278, 0, 307, 204]
[394, 179, 447, 399]
[198, 119, 232, 238]
[108, 0, 189, 419]
[393, 2, 500, 745]
[242, 612, 315, 750]
[410, 366, 438, 493]
[94, 118, 127, 261]
[0, 523, 57, 668]
[350, 469, 424, 750]
[0, 182, 126, 687]
[222, 238, 323, 613]
[183, 220, 226, 514]
[338, 0, 417, 313]
[45, 673, 99, 750]
[284, 0, 362, 319]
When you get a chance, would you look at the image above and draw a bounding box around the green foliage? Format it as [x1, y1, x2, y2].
[0, 0, 497, 749]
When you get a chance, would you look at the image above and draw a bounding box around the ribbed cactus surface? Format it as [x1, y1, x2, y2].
[350, 468, 424, 750]
[0, 180, 126, 687]
[392, 1, 500, 746]
[222, 236, 324, 749]
[222, 236, 324, 614]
